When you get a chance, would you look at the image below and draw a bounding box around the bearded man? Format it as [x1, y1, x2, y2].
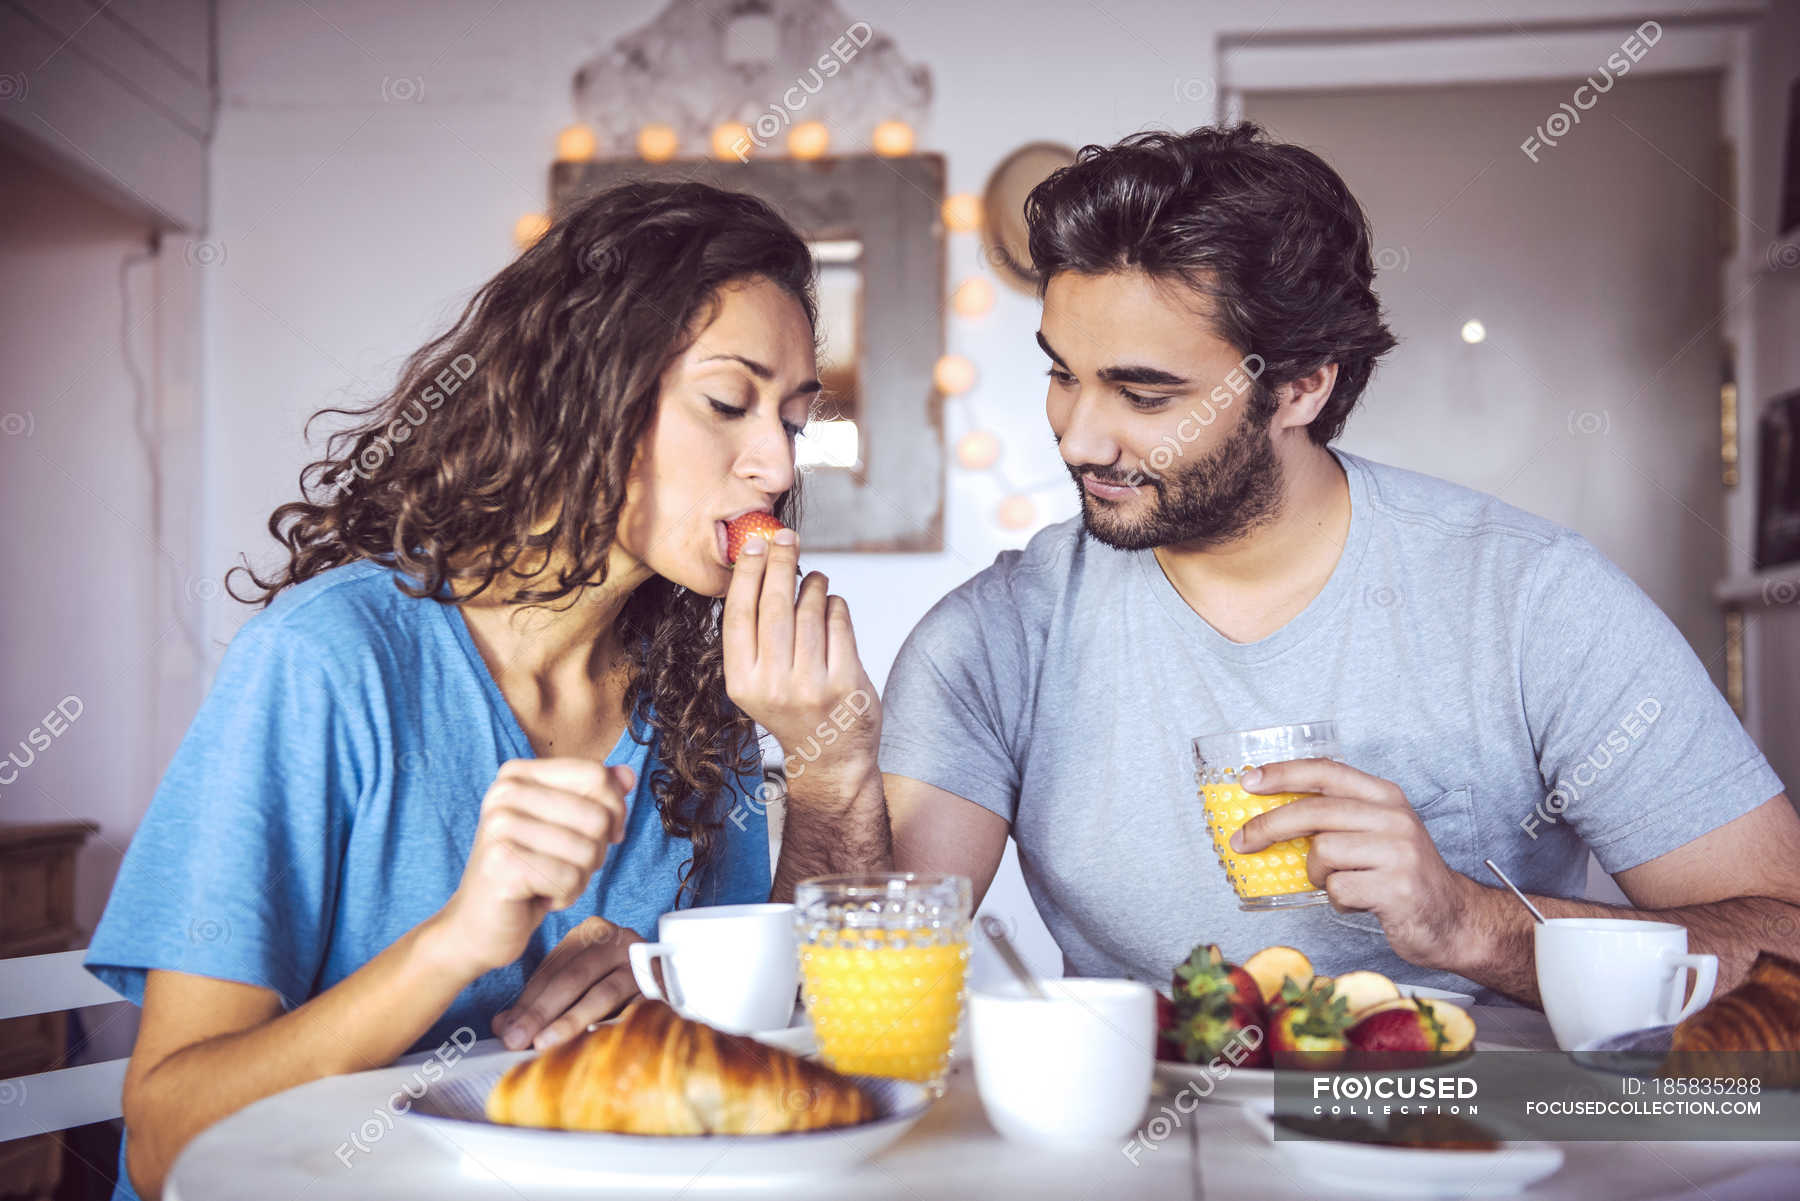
[760, 123, 1797, 1003]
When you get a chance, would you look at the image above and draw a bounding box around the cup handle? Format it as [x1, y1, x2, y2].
[629, 942, 684, 1011]
[1662, 952, 1718, 1024]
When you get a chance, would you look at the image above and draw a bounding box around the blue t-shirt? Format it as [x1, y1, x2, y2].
[87, 561, 769, 1198]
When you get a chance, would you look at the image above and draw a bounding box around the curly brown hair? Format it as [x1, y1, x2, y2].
[1026, 123, 1397, 444]
[231, 179, 818, 903]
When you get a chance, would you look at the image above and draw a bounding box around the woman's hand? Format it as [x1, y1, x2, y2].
[434, 758, 633, 981]
[491, 916, 644, 1050]
[722, 527, 880, 792]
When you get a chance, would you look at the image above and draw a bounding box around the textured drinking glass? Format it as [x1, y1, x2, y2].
[1194, 721, 1339, 911]
[794, 873, 972, 1095]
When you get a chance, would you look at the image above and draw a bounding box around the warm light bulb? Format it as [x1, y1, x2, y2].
[933, 354, 977, 395]
[788, 121, 830, 159]
[872, 120, 915, 157]
[951, 277, 996, 318]
[712, 123, 754, 160]
[996, 494, 1036, 530]
[1461, 319, 1487, 344]
[957, 430, 1001, 470]
[555, 124, 598, 162]
[942, 193, 982, 233]
[637, 123, 679, 162]
[513, 213, 550, 250]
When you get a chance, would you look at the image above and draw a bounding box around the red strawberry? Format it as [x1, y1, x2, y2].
[1168, 994, 1270, 1067]
[1154, 991, 1183, 1061]
[1346, 1000, 1435, 1068]
[724, 512, 786, 563]
[1268, 977, 1353, 1070]
[1347, 997, 1473, 1068]
[1173, 944, 1264, 1017]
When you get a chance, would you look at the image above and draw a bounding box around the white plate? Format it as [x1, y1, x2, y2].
[1238, 1099, 1563, 1196]
[1154, 986, 1476, 1104]
[751, 1023, 820, 1058]
[406, 1064, 928, 1184]
[1402, 984, 1476, 1008]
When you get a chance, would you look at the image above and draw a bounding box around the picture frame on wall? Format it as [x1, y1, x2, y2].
[1782, 76, 1800, 235]
[1755, 389, 1800, 570]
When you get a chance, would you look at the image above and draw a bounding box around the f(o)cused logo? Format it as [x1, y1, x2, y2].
[184, 240, 226, 268]
[1567, 409, 1610, 436]
[1173, 78, 1215, 104]
[1373, 246, 1410, 273]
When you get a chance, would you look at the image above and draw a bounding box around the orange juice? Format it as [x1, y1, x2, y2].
[799, 929, 969, 1082]
[1193, 722, 1337, 911]
[1200, 780, 1316, 899]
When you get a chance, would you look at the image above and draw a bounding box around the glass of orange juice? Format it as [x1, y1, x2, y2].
[794, 873, 971, 1095]
[1194, 721, 1339, 911]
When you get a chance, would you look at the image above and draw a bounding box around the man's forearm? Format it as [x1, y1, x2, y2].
[770, 766, 893, 902]
[1444, 878, 1800, 1006]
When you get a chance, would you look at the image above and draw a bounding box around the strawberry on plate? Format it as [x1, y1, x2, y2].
[724, 512, 786, 564]
[1173, 943, 1264, 1016]
[1269, 977, 1353, 1070]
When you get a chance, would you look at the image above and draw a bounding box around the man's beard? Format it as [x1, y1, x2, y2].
[1070, 407, 1283, 552]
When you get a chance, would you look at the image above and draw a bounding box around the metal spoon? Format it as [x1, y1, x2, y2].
[979, 915, 1050, 999]
[1484, 858, 1548, 924]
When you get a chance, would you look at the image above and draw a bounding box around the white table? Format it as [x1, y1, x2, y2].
[166, 1006, 1800, 1201]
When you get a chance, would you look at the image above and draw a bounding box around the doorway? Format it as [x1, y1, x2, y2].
[1245, 73, 1729, 683]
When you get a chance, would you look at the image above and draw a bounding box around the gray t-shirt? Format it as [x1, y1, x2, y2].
[880, 451, 1784, 995]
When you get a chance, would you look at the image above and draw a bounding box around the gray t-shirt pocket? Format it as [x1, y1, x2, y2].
[1328, 785, 1476, 936]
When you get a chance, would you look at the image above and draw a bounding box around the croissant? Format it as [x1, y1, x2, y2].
[1666, 950, 1800, 1087]
[485, 997, 875, 1134]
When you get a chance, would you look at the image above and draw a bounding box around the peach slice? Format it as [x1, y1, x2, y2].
[1244, 945, 1314, 1006]
[1417, 998, 1477, 1054]
[1332, 970, 1402, 1017]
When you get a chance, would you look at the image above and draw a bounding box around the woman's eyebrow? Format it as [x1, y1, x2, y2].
[698, 353, 821, 397]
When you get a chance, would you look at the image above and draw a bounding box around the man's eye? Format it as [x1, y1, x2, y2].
[1046, 368, 1077, 387]
[708, 397, 747, 419]
[1122, 390, 1169, 409]
[782, 419, 806, 439]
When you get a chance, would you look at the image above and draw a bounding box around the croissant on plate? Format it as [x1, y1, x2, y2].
[485, 997, 876, 1134]
[1665, 950, 1800, 1087]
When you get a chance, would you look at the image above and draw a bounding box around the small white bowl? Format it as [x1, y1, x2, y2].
[969, 978, 1155, 1145]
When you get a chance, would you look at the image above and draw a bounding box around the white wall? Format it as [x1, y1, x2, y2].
[0, 147, 198, 1061]
[0, 0, 213, 228]
[196, 0, 1785, 980]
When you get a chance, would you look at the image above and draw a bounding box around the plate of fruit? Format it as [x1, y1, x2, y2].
[1153, 943, 1478, 1103]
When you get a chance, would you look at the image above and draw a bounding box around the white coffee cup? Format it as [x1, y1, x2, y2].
[628, 902, 798, 1035]
[1535, 917, 1718, 1050]
[969, 978, 1155, 1145]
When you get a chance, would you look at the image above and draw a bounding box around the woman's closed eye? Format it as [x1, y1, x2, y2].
[709, 396, 806, 439]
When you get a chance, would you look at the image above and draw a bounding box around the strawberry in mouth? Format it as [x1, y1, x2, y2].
[723, 511, 786, 564]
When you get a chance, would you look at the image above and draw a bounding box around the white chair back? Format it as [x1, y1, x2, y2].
[0, 950, 128, 1141]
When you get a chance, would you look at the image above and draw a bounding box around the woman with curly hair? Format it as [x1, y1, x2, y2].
[85, 180, 880, 1201]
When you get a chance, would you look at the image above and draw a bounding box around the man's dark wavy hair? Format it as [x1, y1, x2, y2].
[1025, 123, 1397, 444]
[232, 180, 818, 903]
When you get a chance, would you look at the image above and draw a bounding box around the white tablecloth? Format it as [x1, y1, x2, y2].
[165, 1006, 1800, 1201]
